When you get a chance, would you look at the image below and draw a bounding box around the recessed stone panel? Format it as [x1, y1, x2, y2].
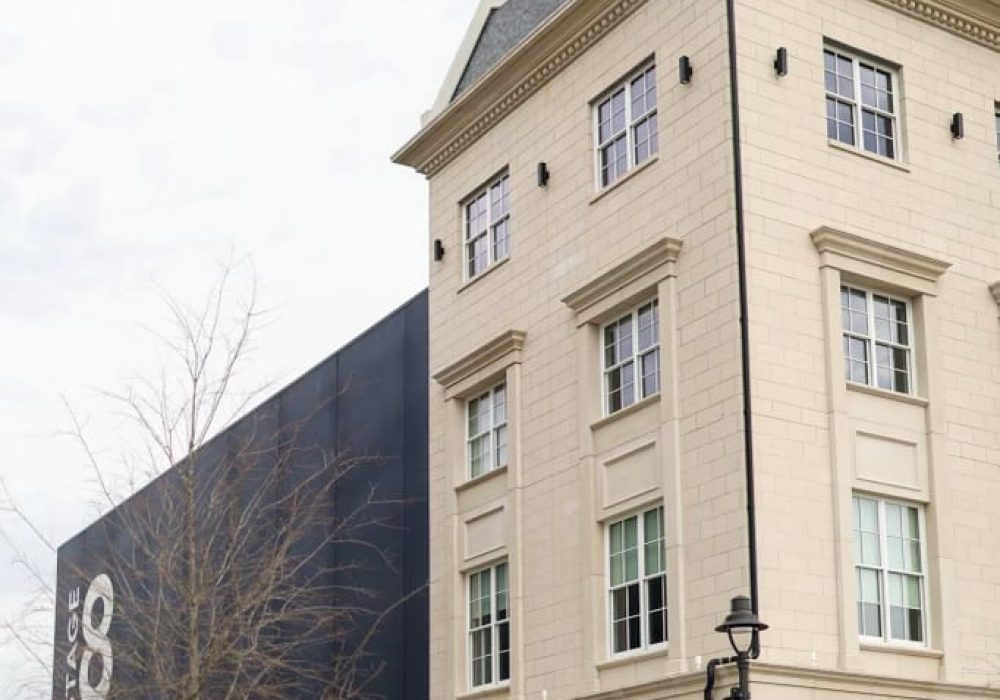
[464, 507, 505, 560]
[601, 441, 658, 509]
[854, 432, 919, 490]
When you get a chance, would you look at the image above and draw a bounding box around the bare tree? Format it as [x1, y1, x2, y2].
[5, 267, 422, 699]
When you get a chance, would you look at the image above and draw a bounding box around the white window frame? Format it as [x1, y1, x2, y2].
[593, 61, 658, 189]
[467, 561, 510, 689]
[462, 171, 511, 280]
[853, 494, 929, 647]
[465, 382, 508, 480]
[605, 505, 667, 657]
[601, 299, 660, 415]
[994, 102, 999, 159]
[841, 285, 915, 395]
[824, 44, 901, 161]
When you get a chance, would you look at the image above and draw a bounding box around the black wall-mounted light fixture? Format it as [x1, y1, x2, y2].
[679, 55, 693, 84]
[433, 239, 445, 261]
[950, 112, 964, 139]
[704, 596, 768, 700]
[537, 162, 550, 187]
[774, 47, 788, 77]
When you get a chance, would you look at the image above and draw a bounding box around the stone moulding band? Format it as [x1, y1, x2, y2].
[432, 329, 526, 392]
[869, 0, 1000, 52]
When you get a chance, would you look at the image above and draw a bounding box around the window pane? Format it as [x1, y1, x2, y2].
[875, 344, 892, 390]
[469, 574, 481, 627]
[887, 534, 904, 570]
[597, 98, 613, 143]
[492, 385, 506, 424]
[837, 102, 855, 145]
[624, 517, 639, 582]
[616, 317, 633, 359]
[645, 66, 657, 108]
[641, 349, 660, 398]
[613, 619, 628, 653]
[844, 336, 869, 384]
[907, 607, 924, 642]
[627, 584, 641, 649]
[647, 575, 667, 645]
[637, 301, 659, 350]
[604, 323, 620, 367]
[859, 497, 878, 531]
[859, 569, 882, 603]
[498, 622, 510, 680]
[892, 348, 909, 393]
[496, 564, 508, 620]
[836, 55, 854, 97]
[610, 89, 626, 134]
[600, 136, 628, 187]
[494, 425, 507, 468]
[860, 533, 879, 567]
[492, 218, 510, 261]
[469, 435, 490, 478]
[633, 118, 650, 163]
[904, 506, 919, 539]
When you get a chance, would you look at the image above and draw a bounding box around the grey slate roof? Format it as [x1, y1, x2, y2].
[452, 0, 570, 100]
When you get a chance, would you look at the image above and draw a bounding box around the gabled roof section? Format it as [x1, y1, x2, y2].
[454, 0, 570, 99]
[424, 0, 570, 125]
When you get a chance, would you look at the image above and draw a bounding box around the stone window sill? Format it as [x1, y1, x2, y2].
[590, 394, 659, 432]
[827, 139, 911, 173]
[589, 155, 659, 206]
[458, 255, 510, 294]
[456, 683, 510, 700]
[846, 381, 928, 407]
[860, 642, 943, 659]
[455, 465, 508, 493]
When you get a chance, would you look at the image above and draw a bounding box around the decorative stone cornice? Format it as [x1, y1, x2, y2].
[579, 663, 1000, 699]
[810, 227, 951, 283]
[392, 0, 647, 177]
[432, 329, 526, 391]
[869, 0, 1000, 52]
[562, 237, 683, 318]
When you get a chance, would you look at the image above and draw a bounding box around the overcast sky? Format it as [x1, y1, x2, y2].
[0, 1, 475, 692]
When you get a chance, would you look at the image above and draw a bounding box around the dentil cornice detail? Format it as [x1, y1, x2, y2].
[869, 0, 1000, 51]
[392, 0, 647, 177]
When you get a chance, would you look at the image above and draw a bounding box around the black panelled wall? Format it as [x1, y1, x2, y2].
[52, 291, 428, 700]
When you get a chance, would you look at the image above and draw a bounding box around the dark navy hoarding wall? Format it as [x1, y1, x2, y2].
[52, 291, 428, 700]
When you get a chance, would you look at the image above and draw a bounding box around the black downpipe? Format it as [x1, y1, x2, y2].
[725, 0, 760, 653]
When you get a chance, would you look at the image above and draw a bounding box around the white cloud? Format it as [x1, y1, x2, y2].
[0, 0, 477, 692]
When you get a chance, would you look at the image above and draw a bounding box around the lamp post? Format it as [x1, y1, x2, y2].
[704, 595, 767, 700]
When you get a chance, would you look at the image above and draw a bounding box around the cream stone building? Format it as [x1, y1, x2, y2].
[393, 0, 1000, 697]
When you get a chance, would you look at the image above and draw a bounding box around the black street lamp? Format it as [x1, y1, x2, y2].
[704, 595, 768, 700]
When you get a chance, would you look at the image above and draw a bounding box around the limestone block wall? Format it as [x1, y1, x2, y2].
[735, 0, 1000, 687]
[423, 0, 753, 697]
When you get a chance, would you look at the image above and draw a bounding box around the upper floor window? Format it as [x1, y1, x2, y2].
[469, 562, 510, 688]
[841, 285, 912, 394]
[853, 495, 926, 645]
[608, 506, 666, 654]
[824, 46, 899, 160]
[994, 102, 999, 158]
[466, 382, 507, 479]
[595, 63, 658, 188]
[464, 172, 510, 279]
[603, 299, 660, 414]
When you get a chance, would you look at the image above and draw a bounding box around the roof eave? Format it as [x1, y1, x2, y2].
[392, 0, 645, 176]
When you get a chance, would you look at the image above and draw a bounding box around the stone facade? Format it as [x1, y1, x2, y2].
[394, 0, 1000, 697]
